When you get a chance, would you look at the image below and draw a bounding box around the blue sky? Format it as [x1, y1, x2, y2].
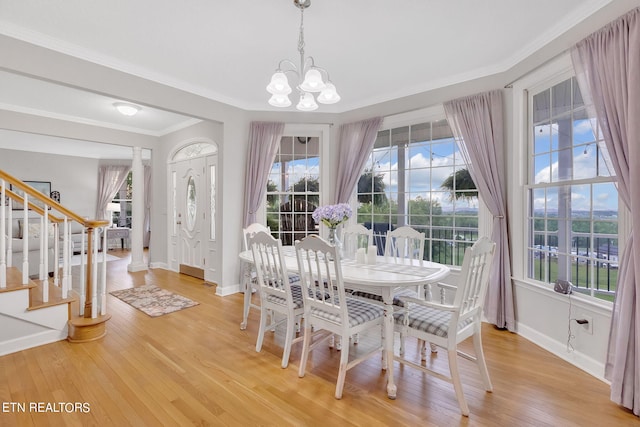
[532, 118, 617, 212]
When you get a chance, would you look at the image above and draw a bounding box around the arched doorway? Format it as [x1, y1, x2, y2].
[168, 140, 219, 284]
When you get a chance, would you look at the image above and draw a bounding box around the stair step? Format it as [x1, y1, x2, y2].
[0, 266, 37, 294]
[28, 280, 77, 311]
[1, 266, 76, 310]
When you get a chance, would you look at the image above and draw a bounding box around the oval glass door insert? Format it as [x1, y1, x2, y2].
[186, 175, 197, 231]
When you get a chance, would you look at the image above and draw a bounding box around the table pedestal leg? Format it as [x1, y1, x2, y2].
[240, 262, 252, 330]
[383, 290, 397, 399]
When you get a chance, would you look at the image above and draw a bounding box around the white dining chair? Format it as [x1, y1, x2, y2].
[352, 225, 427, 304]
[249, 230, 304, 369]
[393, 236, 496, 416]
[240, 223, 270, 330]
[295, 235, 384, 399]
[340, 223, 373, 260]
[338, 223, 374, 347]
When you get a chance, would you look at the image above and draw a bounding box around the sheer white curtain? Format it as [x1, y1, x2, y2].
[571, 7, 640, 416]
[95, 165, 131, 220]
[444, 90, 515, 332]
[243, 122, 284, 227]
[334, 117, 383, 204]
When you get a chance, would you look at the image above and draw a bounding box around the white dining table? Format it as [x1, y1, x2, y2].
[238, 246, 450, 399]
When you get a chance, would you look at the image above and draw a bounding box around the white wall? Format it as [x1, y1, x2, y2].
[0, 147, 99, 218]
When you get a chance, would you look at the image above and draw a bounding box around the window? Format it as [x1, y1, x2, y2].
[356, 119, 478, 266]
[528, 77, 618, 301]
[111, 171, 132, 228]
[266, 135, 321, 245]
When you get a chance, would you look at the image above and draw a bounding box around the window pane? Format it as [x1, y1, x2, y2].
[533, 89, 550, 123]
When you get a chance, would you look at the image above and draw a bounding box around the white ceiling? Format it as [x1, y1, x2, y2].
[0, 0, 634, 160]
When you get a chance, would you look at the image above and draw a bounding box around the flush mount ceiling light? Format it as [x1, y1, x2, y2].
[113, 102, 141, 116]
[266, 0, 340, 111]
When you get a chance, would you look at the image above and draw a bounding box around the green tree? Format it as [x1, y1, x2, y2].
[441, 168, 477, 201]
[407, 196, 442, 226]
[357, 169, 387, 205]
[290, 177, 319, 206]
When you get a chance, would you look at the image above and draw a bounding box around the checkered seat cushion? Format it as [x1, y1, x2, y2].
[393, 304, 473, 338]
[351, 287, 418, 307]
[310, 297, 384, 327]
[265, 283, 304, 309]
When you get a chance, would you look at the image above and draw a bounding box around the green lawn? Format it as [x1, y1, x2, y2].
[532, 258, 617, 302]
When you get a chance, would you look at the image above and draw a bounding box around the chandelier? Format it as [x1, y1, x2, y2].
[266, 0, 340, 111]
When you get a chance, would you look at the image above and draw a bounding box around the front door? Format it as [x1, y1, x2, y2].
[171, 156, 208, 279]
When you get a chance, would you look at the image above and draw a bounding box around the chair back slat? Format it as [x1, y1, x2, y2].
[454, 236, 496, 320]
[296, 235, 346, 321]
[249, 231, 293, 305]
[384, 226, 425, 266]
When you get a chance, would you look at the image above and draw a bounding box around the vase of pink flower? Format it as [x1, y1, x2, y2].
[312, 203, 352, 255]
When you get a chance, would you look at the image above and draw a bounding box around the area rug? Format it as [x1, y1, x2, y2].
[110, 284, 199, 317]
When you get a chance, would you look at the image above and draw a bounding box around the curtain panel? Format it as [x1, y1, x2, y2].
[243, 122, 285, 227]
[334, 117, 383, 204]
[443, 90, 515, 332]
[95, 165, 131, 221]
[571, 7, 640, 416]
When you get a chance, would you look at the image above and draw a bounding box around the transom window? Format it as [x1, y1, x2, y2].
[357, 120, 478, 266]
[528, 76, 618, 301]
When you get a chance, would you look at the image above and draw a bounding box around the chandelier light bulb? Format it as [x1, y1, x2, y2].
[299, 69, 325, 92]
[266, 72, 292, 95]
[317, 83, 341, 104]
[268, 94, 292, 108]
[296, 92, 318, 111]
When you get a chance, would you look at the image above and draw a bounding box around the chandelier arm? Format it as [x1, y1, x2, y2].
[277, 59, 301, 79]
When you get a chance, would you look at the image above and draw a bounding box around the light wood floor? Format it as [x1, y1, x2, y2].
[0, 250, 636, 426]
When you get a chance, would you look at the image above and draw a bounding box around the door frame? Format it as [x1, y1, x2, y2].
[167, 138, 220, 283]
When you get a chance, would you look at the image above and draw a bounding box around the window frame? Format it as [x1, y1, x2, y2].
[511, 53, 622, 304]
[261, 124, 331, 243]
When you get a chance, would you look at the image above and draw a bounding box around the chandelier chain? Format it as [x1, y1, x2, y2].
[297, 7, 305, 64]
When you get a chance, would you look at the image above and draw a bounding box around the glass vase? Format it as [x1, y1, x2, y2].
[327, 226, 343, 257]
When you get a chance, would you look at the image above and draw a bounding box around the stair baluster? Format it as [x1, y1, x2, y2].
[0, 179, 5, 289]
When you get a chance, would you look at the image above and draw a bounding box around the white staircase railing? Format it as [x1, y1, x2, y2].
[1, 172, 110, 321]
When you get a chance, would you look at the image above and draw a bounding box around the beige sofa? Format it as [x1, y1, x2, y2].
[7, 218, 56, 277]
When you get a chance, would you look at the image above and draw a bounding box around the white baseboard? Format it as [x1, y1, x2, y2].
[127, 261, 148, 272]
[0, 329, 67, 357]
[516, 322, 607, 383]
[216, 283, 241, 297]
[149, 262, 169, 270]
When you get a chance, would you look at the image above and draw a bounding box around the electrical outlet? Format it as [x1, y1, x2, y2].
[577, 315, 593, 335]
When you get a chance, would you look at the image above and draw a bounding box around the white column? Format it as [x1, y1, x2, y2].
[128, 146, 147, 272]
